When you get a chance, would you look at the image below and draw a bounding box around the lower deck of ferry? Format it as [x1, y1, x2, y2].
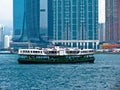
[18, 54, 95, 64]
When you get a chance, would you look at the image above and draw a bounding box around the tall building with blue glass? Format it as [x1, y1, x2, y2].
[48, 0, 98, 41]
[13, 0, 40, 42]
[20, 0, 40, 42]
[12, 0, 48, 48]
[13, 0, 24, 41]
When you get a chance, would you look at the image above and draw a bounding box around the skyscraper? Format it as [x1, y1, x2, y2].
[19, 0, 40, 43]
[13, 0, 40, 42]
[48, 0, 98, 41]
[106, 0, 120, 43]
[13, 0, 24, 41]
[12, 0, 48, 48]
[98, 23, 105, 42]
[0, 24, 4, 49]
[40, 0, 48, 41]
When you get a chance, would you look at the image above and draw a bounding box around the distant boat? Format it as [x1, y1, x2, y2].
[17, 46, 95, 64]
[0, 50, 11, 54]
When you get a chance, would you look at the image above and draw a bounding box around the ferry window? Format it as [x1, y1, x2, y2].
[54, 51, 57, 53]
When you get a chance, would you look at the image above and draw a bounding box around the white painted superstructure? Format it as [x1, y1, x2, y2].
[18, 46, 94, 56]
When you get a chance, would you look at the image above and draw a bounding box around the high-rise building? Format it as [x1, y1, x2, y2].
[98, 23, 105, 42]
[40, 0, 48, 41]
[105, 0, 120, 43]
[19, 0, 40, 43]
[13, 0, 40, 42]
[0, 24, 4, 49]
[4, 35, 10, 49]
[13, 0, 24, 41]
[12, 0, 48, 49]
[48, 0, 98, 41]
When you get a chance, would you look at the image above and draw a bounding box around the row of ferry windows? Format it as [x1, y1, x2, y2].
[20, 50, 93, 54]
[21, 50, 43, 53]
[81, 50, 94, 53]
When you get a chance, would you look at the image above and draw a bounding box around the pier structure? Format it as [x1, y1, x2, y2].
[52, 40, 99, 49]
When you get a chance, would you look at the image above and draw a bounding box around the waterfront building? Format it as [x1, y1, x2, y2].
[21, 0, 40, 43]
[12, 0, 48, 49]
[40, 0, 48, 42]
[105, 0, 120, 43]
[98, 23, 105, 42]
[13, 0, 40, 42]
[4, 35, 10, 49]
[48, 0, 99, 49]
[0, 24, 4, 49]
[13, 0, 24, 41]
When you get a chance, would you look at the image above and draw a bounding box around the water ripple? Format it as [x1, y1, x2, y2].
[0, 54, 120, 90]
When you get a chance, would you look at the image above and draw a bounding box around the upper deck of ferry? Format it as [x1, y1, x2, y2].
[18, 46, 94, 56]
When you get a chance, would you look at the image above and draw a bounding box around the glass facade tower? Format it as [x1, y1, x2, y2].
[13, 0, 43, 44]
[20, 0, 40, 42]
[48, 0, 98, 41]
[13, 0, 49, 49]
[13, 0, 24, 41]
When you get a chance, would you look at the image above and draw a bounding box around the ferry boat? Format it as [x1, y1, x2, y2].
[0, 49, 12, 54]
[17, 46, 95, 64]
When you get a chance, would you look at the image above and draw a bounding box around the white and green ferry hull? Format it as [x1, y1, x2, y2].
[18, 55, 95, 64]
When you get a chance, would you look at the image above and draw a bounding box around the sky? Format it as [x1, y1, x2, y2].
[0, 0, 105, 27]
[0, 0, 13, 27]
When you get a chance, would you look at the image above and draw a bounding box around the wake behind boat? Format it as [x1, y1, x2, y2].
[17, 46, 95, 64]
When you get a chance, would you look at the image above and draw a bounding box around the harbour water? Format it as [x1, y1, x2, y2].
[0, 54, 120, 90]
